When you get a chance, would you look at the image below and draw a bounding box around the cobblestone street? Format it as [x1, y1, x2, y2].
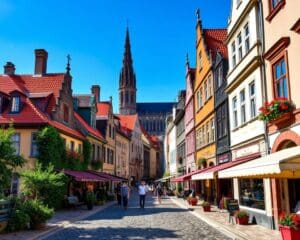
[42, 192, 232, 240]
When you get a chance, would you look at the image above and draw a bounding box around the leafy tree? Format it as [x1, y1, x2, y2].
[21, 164, 67, 209]
[0, 126, 25, 195]
[36, 126, 65, 169]
[82, 139, 92, 169]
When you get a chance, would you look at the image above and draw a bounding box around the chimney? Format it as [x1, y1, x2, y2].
[34, 49, 48, 75]
[91, 85, 100, 103]
[4, 62, 15, 75]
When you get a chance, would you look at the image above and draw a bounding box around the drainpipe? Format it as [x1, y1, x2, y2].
[257, 0, 275, 229]
[257, 0, 269, 156]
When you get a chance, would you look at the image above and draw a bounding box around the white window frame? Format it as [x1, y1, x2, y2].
[211, 118, 215, 142]
[244, 23, 250, 54]
[240, 89, 246, 124]
[237, 32, 243, 61]
[249, 81, 256, 119]
[233, 97, 238, 128]
[198, 52, 203, 70]
[11, 96, 20, 113]
[204, 81, 208, 101]
[231, 42, 236, 68]
[206, 122, 210, 144]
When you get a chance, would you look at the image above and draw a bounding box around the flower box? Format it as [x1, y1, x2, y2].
[203, 205, 211, 212]
[269, 112, 292, 126]
[190, 197, 198, 206]
[279, 225, 300, 240]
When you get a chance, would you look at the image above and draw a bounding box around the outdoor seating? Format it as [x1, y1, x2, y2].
[67, 196, 85, 208]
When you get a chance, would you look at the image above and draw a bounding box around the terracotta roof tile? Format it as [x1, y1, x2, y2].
[74, 112, 105, 141]
[203, 29, 228, 60]
[115, 114, 138, 133]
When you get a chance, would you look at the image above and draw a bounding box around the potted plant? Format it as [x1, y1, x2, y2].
[189, 197, 198, 206]
[235, 211, 249, 225]
[258, 98, 294, 124]
[279, 212, 300, 240]
[202, 201, 211, 212]
[86, 191, 96, 210]
[197, 158, 207, 169]
[23, 199, 54, 230]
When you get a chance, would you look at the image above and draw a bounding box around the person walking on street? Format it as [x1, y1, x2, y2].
[121, 181, 130, 209]
[157, 183, 163, 204]
[115, 182, 122, 206]
[138, 180, 148, 208]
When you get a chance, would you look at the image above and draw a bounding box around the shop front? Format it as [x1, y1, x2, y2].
[218, 146, 300, 229]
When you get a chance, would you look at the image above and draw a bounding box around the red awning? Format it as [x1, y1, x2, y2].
[88, 171, 123, 182]
[191, 154, 260, 180]
[63, 170, 107, 182]
[171, 168, 206, 182]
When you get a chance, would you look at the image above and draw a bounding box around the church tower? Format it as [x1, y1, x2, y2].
[119, 28, 137, 115]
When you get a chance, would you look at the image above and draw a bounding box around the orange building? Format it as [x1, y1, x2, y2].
[193, 11, 227, 200]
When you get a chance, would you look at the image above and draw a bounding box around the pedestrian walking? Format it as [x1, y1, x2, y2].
[121, 181, 130, 209]
[157, 183, 163, 204]
[115, 182, 122, 206]
[138, 180, 148, 208]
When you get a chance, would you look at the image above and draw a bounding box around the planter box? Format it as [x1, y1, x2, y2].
[270, 112, 293, 127]
[190, 198, 198, 206]
[236, 216, 249, 225]
[279, 225, 300, 240]
[203, 205, 211, 212]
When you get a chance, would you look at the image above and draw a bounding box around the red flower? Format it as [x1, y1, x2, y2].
[280, 103, 288, 110]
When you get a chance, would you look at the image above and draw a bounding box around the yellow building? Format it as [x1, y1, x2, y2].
[192, 11, 227, 199]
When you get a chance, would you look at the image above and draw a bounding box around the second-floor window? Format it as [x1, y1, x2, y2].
[204, 81, 208, 101]
[11, 96, 20, 113]
[216, 65, 223, 88]
[244, 23, 250, 54]
[198, 52, 202, 70]
[233, 97, 238, 128]
[208, 76, 212, 99]
[231, 42, 236, 68]
[240, 89, 246, 124]
[238, 32, 243, 61]
[271, 0, 282, 9]
[249, 81, 256, 118]
[273, 58, 288, 98]
[211, 118, 215, 142]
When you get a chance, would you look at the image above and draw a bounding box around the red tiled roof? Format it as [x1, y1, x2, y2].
[0, 74, 65, 101]
[203, 29, 228, 60]
[49, 120, 84, 140]
[74, 112, 105, 141]
[116, 114, 138, 133]
[96, 102, 110, 117]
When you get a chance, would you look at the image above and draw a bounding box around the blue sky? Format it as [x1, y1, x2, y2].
[0, 0, 230, 112]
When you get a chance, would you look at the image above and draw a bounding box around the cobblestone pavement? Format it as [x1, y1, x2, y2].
[42, 191, 232, 240]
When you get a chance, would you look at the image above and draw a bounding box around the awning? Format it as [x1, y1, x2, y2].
[63, 170, 107, 182]
[191, 157, 252, 180]
[88, 170, 123, 182]
[218, 146, 300, 179]
[155, 175, 175, 182]
[172, 169, 206, 182]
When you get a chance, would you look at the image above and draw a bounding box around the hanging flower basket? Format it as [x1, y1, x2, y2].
[258, 98, 294, 123]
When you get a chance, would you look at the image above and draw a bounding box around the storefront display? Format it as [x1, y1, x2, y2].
[239, 178, 265, 210]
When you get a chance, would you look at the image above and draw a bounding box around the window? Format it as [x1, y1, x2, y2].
[211, 118, 215, 142]
[204, 81, 208, 101]
[216, 65, 223, 88]
[70, 141, 75, 152]
[231, 42, 236, 68]
[236, 0, 241, 7]
[197, 91, 200, 111]
[244, 23, 250, 54]
[63, 104, 69, 123]
[11, 96, 20, 113]
[232, 97, 238, 128]
[199, 128, 203, 147]
[198, 52, 202, 70]
[237, 32, 243, 61]
[240, 89, 246, 124]
[273, 58, 288, 98]
[11, 133, 20, 155]
[222, 105, 227, 136]
[199, 88, 203, 108]
[206, 122, 210, 144]
[249, 82, 256, 118]
[196, 129, 200, 149]
[208, 76, 212, 98]
[217, 108, 222, 138]
[30, 133, 38, 157]
[239, 179, 265, 210]
[271, 0, 282, 9]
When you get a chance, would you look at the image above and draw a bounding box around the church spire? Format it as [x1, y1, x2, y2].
[119, 27, 137, 115]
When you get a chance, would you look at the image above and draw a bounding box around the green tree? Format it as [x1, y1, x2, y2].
[36, 126, 65, 169]
[82, 139, 92, 169]
[0, 126, 25, 195]
[21, 163, 67, 209]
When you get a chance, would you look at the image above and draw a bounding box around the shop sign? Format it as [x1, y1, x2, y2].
[218, 154, 230, 164]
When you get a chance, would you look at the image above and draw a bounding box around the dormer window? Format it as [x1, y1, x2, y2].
[11, 96, 20, 113]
